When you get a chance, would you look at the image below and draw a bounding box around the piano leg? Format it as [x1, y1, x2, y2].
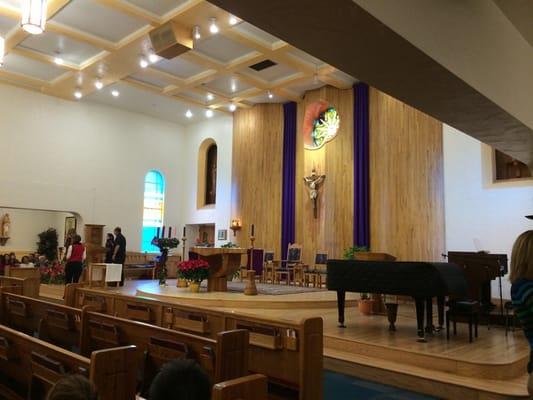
[337, 290, 346, 328]
[425, 297, 434, 334]
[414, 297, 426, 342]
[436, 296, 445, 332]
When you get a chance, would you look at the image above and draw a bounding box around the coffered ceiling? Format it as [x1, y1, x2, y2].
[0, 0, 355, 124]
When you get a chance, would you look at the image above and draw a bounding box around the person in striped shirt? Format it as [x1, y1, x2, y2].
[510, 230, 533, 396]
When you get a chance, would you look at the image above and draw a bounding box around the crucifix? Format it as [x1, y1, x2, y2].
[303, 168, 326, 218]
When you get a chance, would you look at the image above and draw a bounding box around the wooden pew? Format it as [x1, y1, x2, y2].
[69, 286, 323, 400]
[4, 266, 41, 280]
[0, 276, 40, 297]
[212, 374, 268, 400]
[0, 324, 137, 400]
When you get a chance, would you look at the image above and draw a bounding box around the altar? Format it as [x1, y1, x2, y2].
[190, 247, 247, 291]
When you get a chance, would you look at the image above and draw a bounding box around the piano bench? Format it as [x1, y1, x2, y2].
[446, 300, 480, 343]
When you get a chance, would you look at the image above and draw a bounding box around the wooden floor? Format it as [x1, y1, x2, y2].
[40, 281, 531, 399]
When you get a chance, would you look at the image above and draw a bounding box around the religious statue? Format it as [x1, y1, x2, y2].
[1, 213, 10, 238]
[303, 169, 326, 218]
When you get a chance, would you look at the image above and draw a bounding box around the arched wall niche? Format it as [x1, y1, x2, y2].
[197, 138, 218, 209]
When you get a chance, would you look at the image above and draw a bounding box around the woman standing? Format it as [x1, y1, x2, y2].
[510, 230, 533, 396]
[104, 233, 115, 263]
[65, 234, 86, 283]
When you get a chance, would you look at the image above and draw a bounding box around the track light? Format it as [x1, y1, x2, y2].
[139, 57, 148, 68]
[229, 104, 237, 112]
[205, 109, 214, 118]
[206, 93, 214, 101]
[0, 37, 4, 67]
[209, 18, 219, 34]
[74, 89, 82, 99]
[111, 89, 120, 97]
[229, 15, 238, 25]
[185, 110, 193, 118]
[193, 25, 201, 40]
[94, 79, 103, 90]
[21, 0, 48, 35]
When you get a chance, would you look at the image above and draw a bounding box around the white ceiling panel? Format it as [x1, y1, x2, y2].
[153, 56, 207, 79]
[2, 52, 65, 81]
[125, 0, 188, 16]
[86, 81, 218, 125]
[246, 92, 289, 104]
[286, 48, 326, 68]
[20, 31, 102, 65]
[203, 74, 253, 97]
[52, 0, 147, 42]
[179, 89, 210, 103]
[128, 73, 168, 88]
[242, 62, 299, 82]
[285, 78, 325, 95]
[0, 14, 17, 36]
[232, 22, 281, 47]
[193, 35, 254, 63]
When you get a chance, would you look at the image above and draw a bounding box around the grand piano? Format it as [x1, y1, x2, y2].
[327, 260, 468, 340]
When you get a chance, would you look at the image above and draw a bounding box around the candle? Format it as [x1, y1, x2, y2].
[156, 227, 160, 238]
[251, 224, 255, 236]
[183, 226, 186, 237]
[168, 226, 172, 238]
[162, 225, 165, 238]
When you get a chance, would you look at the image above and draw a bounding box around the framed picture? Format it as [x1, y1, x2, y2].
[64, 216, 77, 242]
[217, 229, 227, 241]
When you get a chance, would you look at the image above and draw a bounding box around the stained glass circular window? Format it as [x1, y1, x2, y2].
[303, 100, 340, 150]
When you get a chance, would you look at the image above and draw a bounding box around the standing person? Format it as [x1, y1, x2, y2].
[112, 227, 126, 286]
[510, 230, 533, 396]
[104, 233, 115, 263]
[65, 234, 86, 284]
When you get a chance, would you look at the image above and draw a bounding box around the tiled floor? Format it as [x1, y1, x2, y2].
[324, 370, 439, 400]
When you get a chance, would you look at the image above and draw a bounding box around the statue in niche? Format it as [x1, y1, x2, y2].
[1, 213, 10, 237]
[303, 169, 326, 219]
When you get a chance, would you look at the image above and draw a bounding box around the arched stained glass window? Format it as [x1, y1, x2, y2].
[141, 170, 165, 252]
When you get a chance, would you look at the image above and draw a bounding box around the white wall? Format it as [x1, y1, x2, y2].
[0, 84, 186, 251]
[443, 125, 533, 298]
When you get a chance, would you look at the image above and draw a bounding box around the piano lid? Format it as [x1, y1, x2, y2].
[326, 260, 467, 298]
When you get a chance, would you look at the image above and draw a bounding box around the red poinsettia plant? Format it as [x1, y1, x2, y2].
[177, 259, 210, 283]
[40, 261, 66, 284]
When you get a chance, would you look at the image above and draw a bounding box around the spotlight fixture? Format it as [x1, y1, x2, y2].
[94, 78, 103, 90]
[267, 91, 273, 99]
[148, 52, 159, 64]
[139, 57, 149, 68]
[0, 36, 4, 67]
[229, 15, 238, 25]
[205, 109, 214, 118]
[206, 92, 214, 101]
[185, 109, 193, 118]
[111, 89, 120, 97]
[74, 89, 82, 99]
[209, 18, 219, 34]
[53, 57, 63, 65]
[21, 0, 48, 34]
[193, 25, 201, 40]
[229, 104, 237, 112]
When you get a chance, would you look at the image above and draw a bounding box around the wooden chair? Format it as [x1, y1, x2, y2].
[261, 251, 275, 283]
[304, 253, 328, 287]
[274, 244, 303, 285]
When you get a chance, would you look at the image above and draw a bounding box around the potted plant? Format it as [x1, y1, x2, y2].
[177, 259, 210, 293]
[37, 228, 59, 262]
[151, 237, 180, 286]
[343, 245, 374, 315]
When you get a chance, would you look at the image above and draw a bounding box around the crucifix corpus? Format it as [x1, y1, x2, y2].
[303, 168, 326, 219]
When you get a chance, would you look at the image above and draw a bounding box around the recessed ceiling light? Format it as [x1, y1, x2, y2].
[53, 57, 63, 65]
[0, 36, 4, 67]
[209, 18, 219, 34]
[229, 15, 238, 25]
[193, 25, 201, 40]
[74, 89, 82, 99]
[206, 93, 214, 101]
[185, 110, 193, 118]
[267, 91, 273, 99]
[205, 109, 214, 118]
[229, 104, 237, 112]
[94, 79, 103, 90]
[139, 57, 149, 68]
[111, 89, 120, 97]
[21, 0, 48, 35]
[148, 53, 159, 63]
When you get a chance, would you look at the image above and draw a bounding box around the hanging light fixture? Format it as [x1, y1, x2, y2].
[148, 52, 159, 64]
[185, 110, 193, 118]
[0, 36, 4, 67]
[205, 109, 214, 118]
[206, 92, 214, 101]
[209, 18, 219, 34]
[139, 57, 149, 68]
[74, 89, 82, 99]
[193, 25, 201, 40]
[229, 104, 237, 112]
[94, 78, 103, 90]
[21, 0, 48, 35]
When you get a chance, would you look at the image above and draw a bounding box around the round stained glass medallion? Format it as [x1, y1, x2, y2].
[303, 100, 340, 150]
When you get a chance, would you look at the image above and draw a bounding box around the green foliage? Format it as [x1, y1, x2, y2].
[343, 245, 369, 260]
[220, 242, 238, 248]
[37, 228, 59, 261]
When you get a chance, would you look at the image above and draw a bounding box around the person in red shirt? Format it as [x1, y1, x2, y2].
[65, 234, 86, 283]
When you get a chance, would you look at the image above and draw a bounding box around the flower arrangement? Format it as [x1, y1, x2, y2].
[151, 236, 180, 285]
[151, 237, 179, 250]
[220, 242, 238, 248]
[40, 261, 65, 284]
[177, 259, 210, 283]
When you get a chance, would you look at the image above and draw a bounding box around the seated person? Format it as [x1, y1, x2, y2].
[7, 252, 18, 266]
[19, 255, 35, 268]
[149, 359, 211, 400]
[47, 374, 98, 400]
[0, 254, 5, 275]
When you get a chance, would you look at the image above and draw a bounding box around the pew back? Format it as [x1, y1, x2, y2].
[212, 374, 268, 400]
[4, 266, 41, 280]
[0, 276, 40, 297]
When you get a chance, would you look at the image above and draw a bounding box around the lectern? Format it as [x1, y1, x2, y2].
[190, 247, 247, 291]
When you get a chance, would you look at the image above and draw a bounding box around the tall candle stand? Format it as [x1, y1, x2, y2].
[177, 235, 188, 288]
[244, 234, 258, 295]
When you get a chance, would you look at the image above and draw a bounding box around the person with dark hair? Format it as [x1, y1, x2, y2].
[104, 233, 115, 263]
[149, 359, 211, 400]
[47, 374, 98, 400]
[112, 227, 127, 286]
[65, 234, 86, 283]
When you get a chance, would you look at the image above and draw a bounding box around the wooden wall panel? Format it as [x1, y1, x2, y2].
[369, 87, 445, 261]
[231, 104, 284, 256]
[295, 86, 354, 265]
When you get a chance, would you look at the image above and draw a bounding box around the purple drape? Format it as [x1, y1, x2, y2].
[354, 83, 370, 248]
[281, 102, 297, 259]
